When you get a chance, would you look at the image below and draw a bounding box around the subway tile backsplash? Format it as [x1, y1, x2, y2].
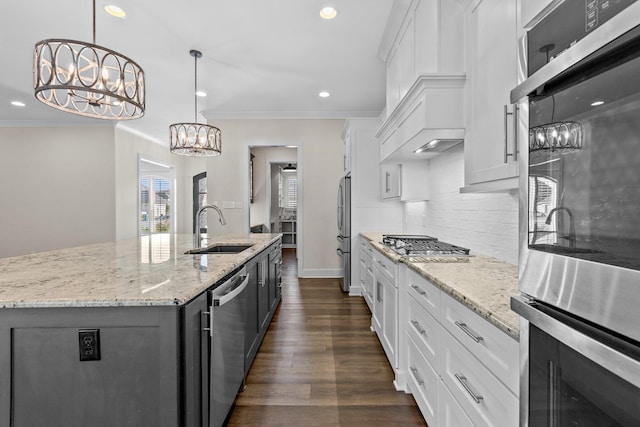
[403, 146, 518, 264]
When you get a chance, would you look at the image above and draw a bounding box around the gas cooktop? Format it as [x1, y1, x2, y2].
[381, 234, 471, 257]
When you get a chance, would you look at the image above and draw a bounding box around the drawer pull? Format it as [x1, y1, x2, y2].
[455, 373, 484, 403]
[455, 321, 484, 343]
[411, 320, 426, 335]
[410, 366, 425, 386]
[377, 260, 387, 269]
[411, 285, 427, 296]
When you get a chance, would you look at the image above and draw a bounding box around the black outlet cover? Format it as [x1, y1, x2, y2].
[78, 329, 101, 361]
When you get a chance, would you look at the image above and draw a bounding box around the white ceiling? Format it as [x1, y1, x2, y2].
[0, 0, 395, 145]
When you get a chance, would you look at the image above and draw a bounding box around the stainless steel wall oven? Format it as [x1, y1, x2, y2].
[511, 1, 640, 425]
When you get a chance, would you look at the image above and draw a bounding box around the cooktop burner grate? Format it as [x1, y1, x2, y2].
[382, 234, 470, 256]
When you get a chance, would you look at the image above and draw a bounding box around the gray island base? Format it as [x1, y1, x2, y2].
[0, 233, 282, 427]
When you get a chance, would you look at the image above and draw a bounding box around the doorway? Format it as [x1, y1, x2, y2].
[248, 146, 301, 269]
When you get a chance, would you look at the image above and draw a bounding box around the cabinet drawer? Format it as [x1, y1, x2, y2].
[407, 334, 439, 427]
[406, 267, 440, 319]
[406, 293, 440, 370]
[438, 380, 475, 427]
[441, 329, 518, 427]
[361, 240, 375, 257]
[373, 250, 397, 284]
[440, 292, 519, 394]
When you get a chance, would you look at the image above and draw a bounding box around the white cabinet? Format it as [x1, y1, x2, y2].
[372, 248, 399, 372]
[438, 380, 475, 427]
[380, 164, 401, 199]
[441, 329, 519, 427]
[463, 0, 519, 192]
[401, 267, 519, 427]
[359, 240, 375, 312]
[407, 333, 439, 427]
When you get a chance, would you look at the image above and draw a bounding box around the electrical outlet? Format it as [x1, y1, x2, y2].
[222, 201, 234, 209]
[78, 329, 101, 361]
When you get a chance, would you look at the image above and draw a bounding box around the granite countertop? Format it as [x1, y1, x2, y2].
[0, 233, 281, 308]
[361, 232, 520, 340]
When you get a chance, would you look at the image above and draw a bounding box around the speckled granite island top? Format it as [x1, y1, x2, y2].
[0, 233, 281, 308]
[361, 232, 520, 340]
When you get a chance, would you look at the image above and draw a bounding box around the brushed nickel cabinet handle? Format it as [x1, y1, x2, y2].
[455, 321, 484, 343]
[455, 373, 483, 403]
[385, 171, 391, 193]
[411, 285, 427, 296]
[411, 320, 426, 335]
[513, 104, 519, 161]
[410, 366, 425, 386]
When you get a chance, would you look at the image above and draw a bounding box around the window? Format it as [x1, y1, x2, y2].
[139, 158, 174, 236]
[280, 171, 297, 209]
[193, 172, 207, 233]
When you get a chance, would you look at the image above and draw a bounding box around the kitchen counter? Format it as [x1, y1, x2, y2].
[361, 232, 519, 340]
[0, 233, 281, 308]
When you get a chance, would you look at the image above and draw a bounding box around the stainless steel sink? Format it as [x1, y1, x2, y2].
[185, 244, 253, 255]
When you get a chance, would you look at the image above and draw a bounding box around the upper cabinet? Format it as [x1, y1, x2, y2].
[377, 0, 466, 164]
[462, 0, 519, 192]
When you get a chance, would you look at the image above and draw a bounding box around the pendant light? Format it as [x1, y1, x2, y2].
[33, 0, 145, 120]
[282, 164, 296, 172]
[169, 50, 222, 157]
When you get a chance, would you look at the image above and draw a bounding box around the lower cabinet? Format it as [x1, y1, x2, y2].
[401, 267, 519, 427]
[371, 246, 399, 378]
[360, 240, 375, 311]
[183, 292, 210, 427]
[438, 380, 475, 427]
[244, 240, 282, 372]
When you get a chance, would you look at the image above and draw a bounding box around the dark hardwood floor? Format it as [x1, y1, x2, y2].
[226, 248, 428, 426]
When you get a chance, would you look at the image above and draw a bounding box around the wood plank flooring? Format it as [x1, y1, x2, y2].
[226, 248, 428, 427]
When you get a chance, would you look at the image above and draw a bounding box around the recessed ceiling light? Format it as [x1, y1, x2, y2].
[319, 91, 330, 98]
[104, 5, 126, 18]
[196, 91, 207, 97]
[320, 6, 337, 20]
[11, 101, 26, 107]
[591, 100, 605, 106]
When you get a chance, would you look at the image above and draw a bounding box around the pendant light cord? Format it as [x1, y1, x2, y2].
[194, 53, 198, 122]
[92, 0, 96, 44]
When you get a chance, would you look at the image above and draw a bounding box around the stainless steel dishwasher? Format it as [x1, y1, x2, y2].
[209, 266, 248, 427]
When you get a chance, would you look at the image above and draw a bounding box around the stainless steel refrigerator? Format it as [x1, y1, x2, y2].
[336, 174, 351, 292]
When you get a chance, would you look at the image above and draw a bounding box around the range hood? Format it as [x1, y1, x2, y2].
[376, 74, 466, 162]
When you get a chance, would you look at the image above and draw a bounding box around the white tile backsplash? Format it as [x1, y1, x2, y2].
[403, 145, 518, 264]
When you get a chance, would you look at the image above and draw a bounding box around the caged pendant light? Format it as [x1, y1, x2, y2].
[33, 0, 145, 120]
[169, 50, 222, 157]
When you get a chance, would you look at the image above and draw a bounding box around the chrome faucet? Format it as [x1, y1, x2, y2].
[545, 207, 576, 248]
[195, 204, 227, 247]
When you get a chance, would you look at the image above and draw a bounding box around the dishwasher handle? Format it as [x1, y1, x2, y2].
[212, 269, 249, 307]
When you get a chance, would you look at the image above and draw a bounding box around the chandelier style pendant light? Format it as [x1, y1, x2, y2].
[169, 50, 222, 157]
[33, 0, 145, 119]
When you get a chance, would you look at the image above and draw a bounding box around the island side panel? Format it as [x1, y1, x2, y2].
[0, 305, 179, 427]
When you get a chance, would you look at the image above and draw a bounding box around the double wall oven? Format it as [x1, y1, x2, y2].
[511, 1, 640, 425]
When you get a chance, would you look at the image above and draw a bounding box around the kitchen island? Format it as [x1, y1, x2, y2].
[0, 233, 282, 427]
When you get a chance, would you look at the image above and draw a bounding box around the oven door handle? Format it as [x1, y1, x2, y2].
[511, 296, 640, 388]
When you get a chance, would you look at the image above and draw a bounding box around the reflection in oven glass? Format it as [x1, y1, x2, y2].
[529, 325, 640, 426]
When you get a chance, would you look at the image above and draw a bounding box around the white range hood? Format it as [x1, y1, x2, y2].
[376, 74, 466, 163]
